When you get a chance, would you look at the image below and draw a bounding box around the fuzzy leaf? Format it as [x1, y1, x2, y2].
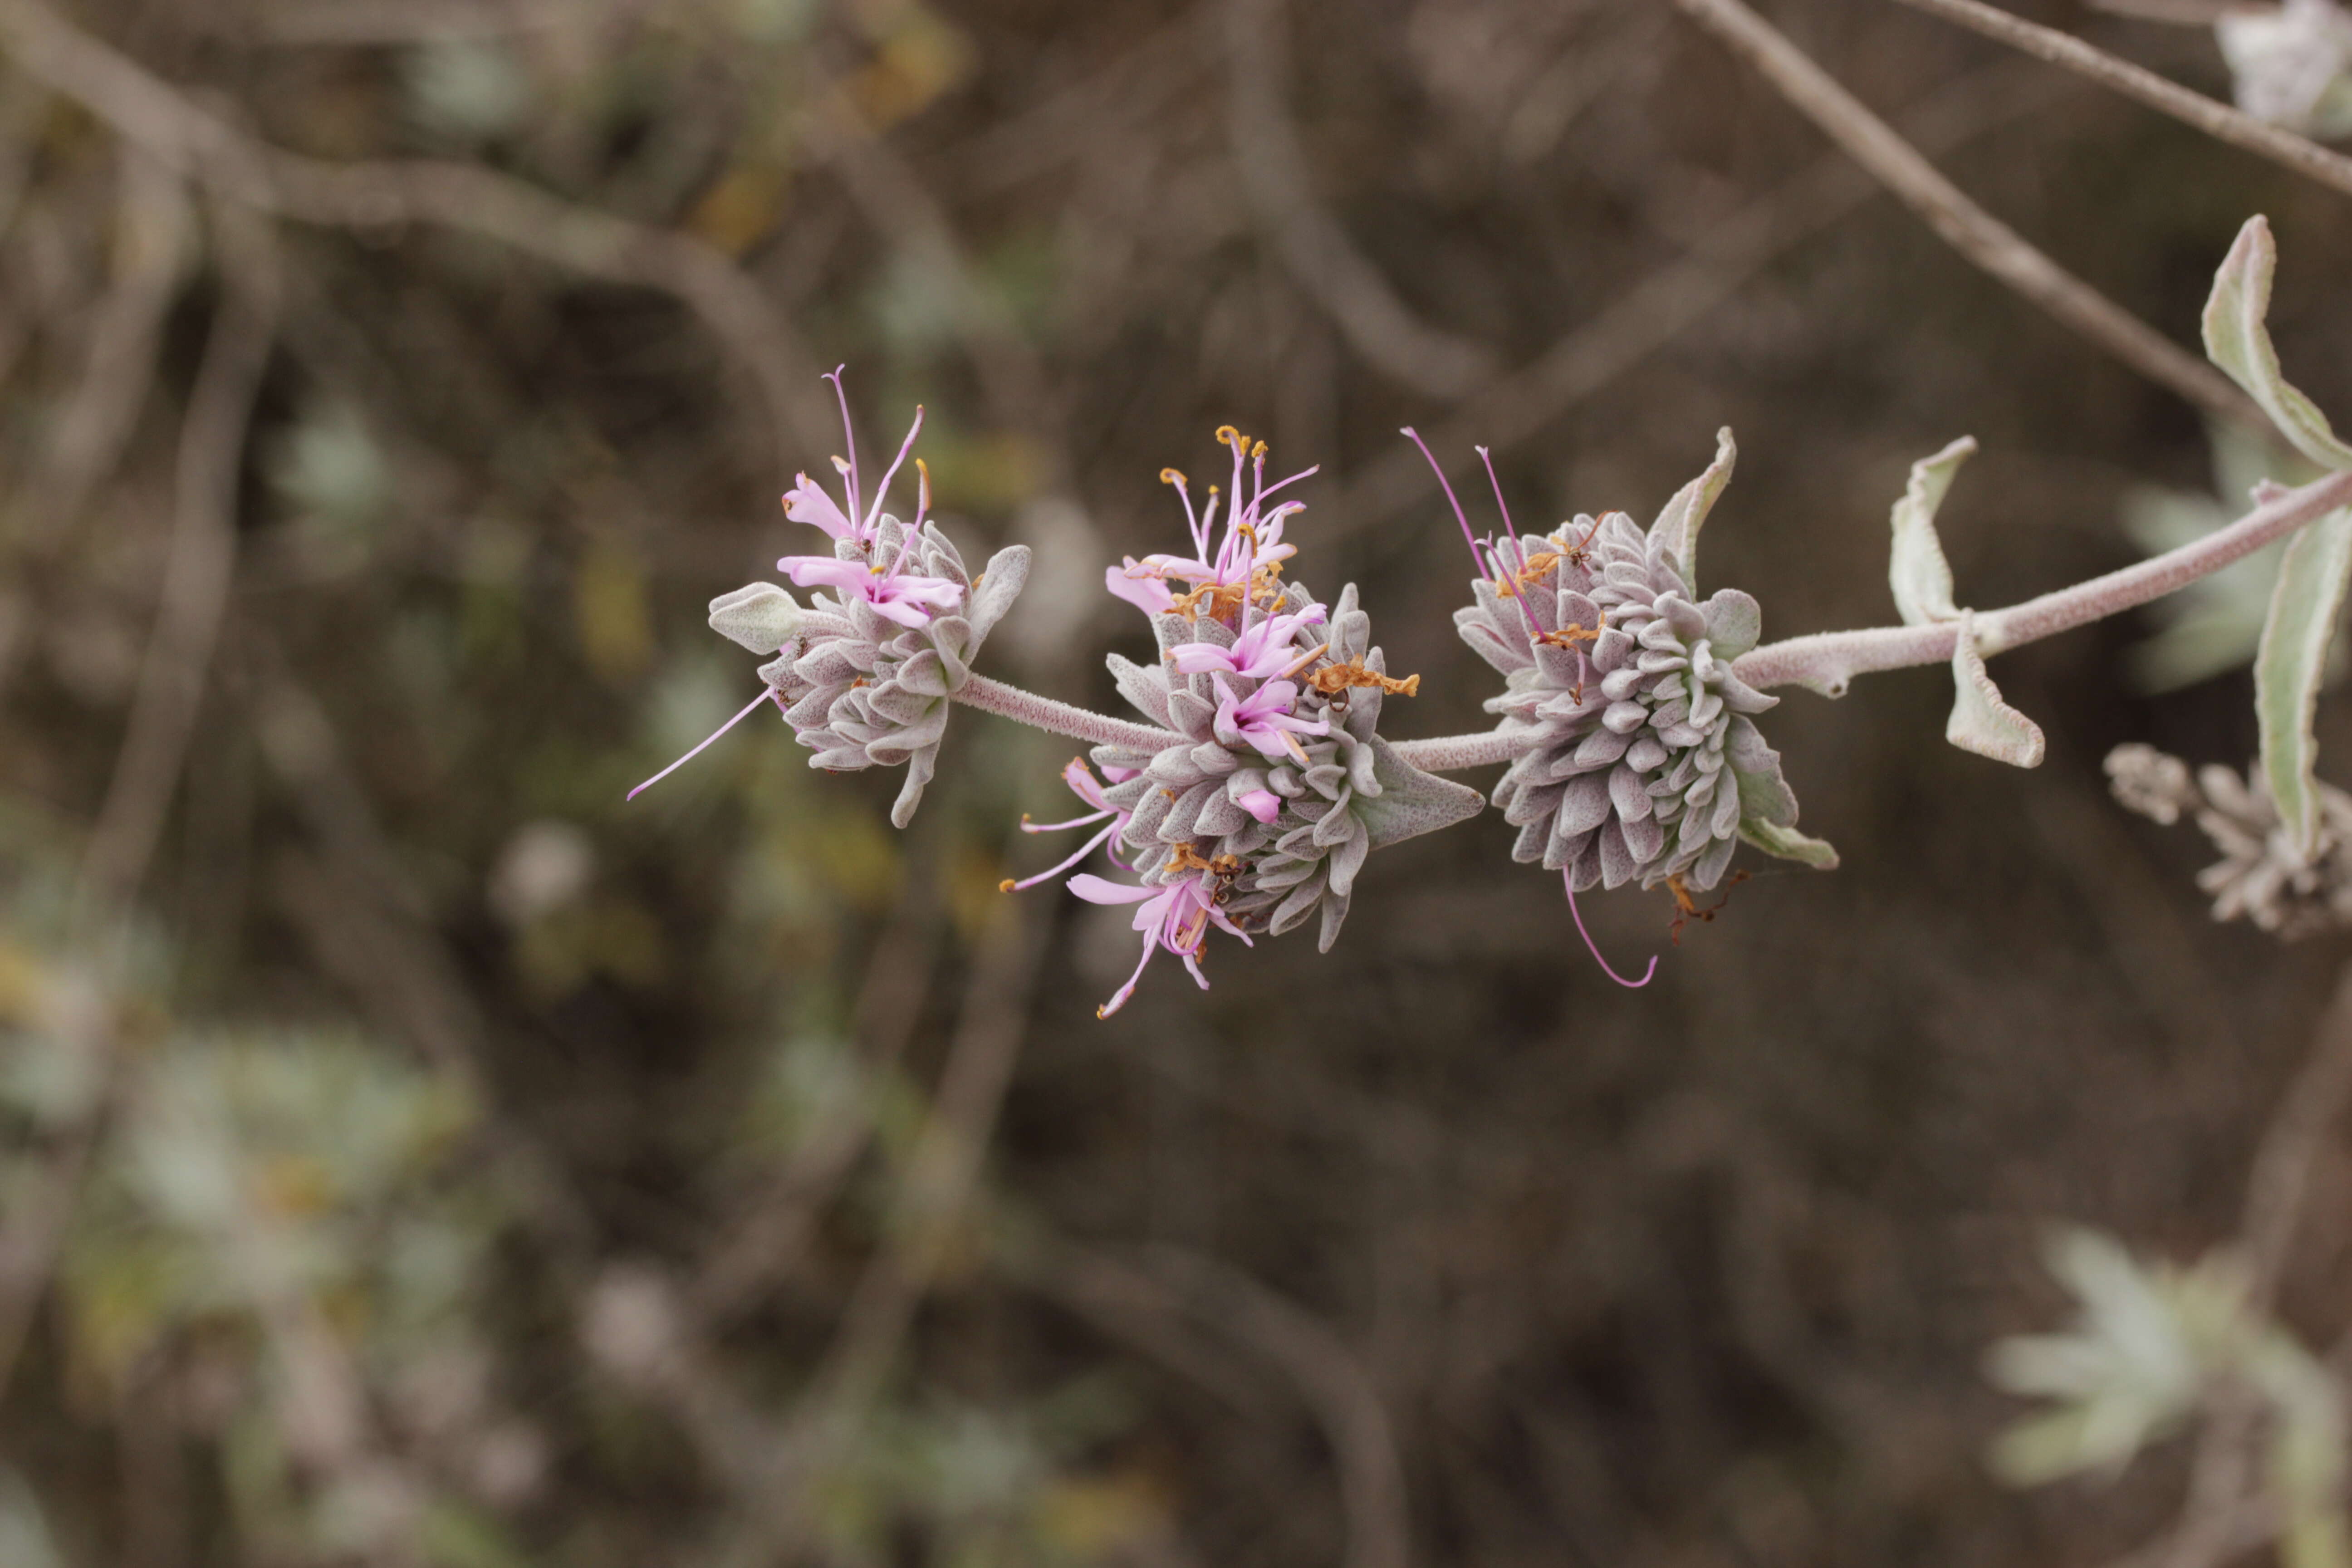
[1649, 427, 1736, 587]
[2256, 507, 2352, 859]
[708, 582, 803, 654]
[2204, 216, 2352, 472]
[1947, 612, 2046, 768]
[1736, 817, 1838, 870]
[965, 544, 1031, 641]
[1355, 737, 1485, 849]
[1889, 436, 1975, 627]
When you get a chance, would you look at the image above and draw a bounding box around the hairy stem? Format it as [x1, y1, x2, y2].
[1388, 729, 1540, 770]
[951, 674, 1174, 752]
[1733, 469, 2352, 692]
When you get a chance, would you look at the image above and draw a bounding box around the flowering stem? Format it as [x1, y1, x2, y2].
[1731, 469, 2352, 694]
[1389, 729, 1542, 771]
[951, 674, 1176, 752]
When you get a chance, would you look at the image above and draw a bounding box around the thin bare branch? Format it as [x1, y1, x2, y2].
[0, 0, 835, 476]
[1325, 56, 2070, 543]
[1891, 0, 2352, 199]
[2240, 960, 2352, 1310]
[77, 197, 278, 921]
[1224, 0, 1496, 399]
[1669, 0, 2265, 434]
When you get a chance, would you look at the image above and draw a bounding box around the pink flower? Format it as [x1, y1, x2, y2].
[1166, 606, 1327, 679]
[1002, 759, 1135, 892]
[1066, 872, 1253, 1018]
[1235, 788, 1282, 824]
[777, 553, 963, 628]
[782, 369, 926, 548]
[1211, 675, 1328, 764]
[1112, 432, 1317, 622]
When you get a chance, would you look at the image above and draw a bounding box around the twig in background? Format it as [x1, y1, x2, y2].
[1891, 0, 2352, 200]
[1224, 0, 1496, 399]
[1669, 0, 2267, 436]
[1327, 57, 2069, 542]
[24, 145, 191, 553]
[0, 0, 837, 479]
[77, 196, 278, 922]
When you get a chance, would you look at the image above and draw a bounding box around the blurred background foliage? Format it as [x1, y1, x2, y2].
[5, 0, 2352, 1564]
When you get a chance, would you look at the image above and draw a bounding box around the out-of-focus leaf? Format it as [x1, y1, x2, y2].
[1888, 436, 1973, 627]
[2203, 216, 2352, 472]
[405, 40, 533, 142]
[2256, 508, 2352, 859]
[575, 540, 654, 687]
[0, 1467, 62, 1568]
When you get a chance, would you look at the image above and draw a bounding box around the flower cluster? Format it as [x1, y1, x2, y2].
[1006, 428, 1481, 1016]
[2106, 743, 2352, 939]
[1434, 434, 1808, 899]
[632, 371, 1029, 828]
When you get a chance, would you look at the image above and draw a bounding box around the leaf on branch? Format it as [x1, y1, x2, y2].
[1648, 426, 1736, 586]
[2256, 507, 2352, 860]
[1947, 612, 2045, 769]
[2204, 216, 2352, 473]
[1736, 818, 1839, 870]
[1889, 435, 1975, 627]
[1357, 737, 1485, 850]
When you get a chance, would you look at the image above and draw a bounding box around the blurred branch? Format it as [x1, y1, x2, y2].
[1890, 0, 2352, 199]
[0, 0, 835, 478]
[2240, 960, 2352, 1313]
[1328, 57, 2067, 542]
[24, 147, 193, 553]
[1668, 0, 2265, 435]
[1127, 1243, 1412, 1568]
[77, 196, 278, 922]
[1223, 0, 1496, 399]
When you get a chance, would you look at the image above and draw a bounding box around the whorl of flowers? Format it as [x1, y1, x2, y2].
[1007, 427, 1482, 1016]
[632, 370, 1029, 828]
[2106, 743, 2352, 939]
[1437, 432, 1801, 898]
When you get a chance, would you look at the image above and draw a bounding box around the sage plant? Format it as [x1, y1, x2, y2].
[638, 215, 2352, 1014]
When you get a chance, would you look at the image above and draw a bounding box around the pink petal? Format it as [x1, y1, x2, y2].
[1066, 874, 1163, 906]
[784, 477, 857, 539]
[1236, 789, 1281, 824]
[1104, 562, 1175, 616]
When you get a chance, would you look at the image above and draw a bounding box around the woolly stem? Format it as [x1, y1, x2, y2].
[951, 675, 1176, 751]
[1732, 468, 2352, 694]
[1388, 729, 1543, 771]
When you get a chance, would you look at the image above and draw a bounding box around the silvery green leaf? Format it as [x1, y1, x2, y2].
[2123, 424, 2333, 695]
[965, 544, 1031, 642]
[1647, 427, 1735, 588]
[1947, 612, 2045, 768]
[2203, 216, 2352, 472]
[708, 583, 804, 654]
[0, 1467, 62, 1568]
[2256, 507, 2352, 860]
[1889, 436, 1975, 627]
[1355, 737, 1484, 849]
[1737, 817, 1838, 870]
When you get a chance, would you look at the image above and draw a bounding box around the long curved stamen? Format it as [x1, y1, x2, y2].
[627, 689, 774, 800]
[1255, 463, 1319, 509]
[1564, 868, 1658, 989]
[1161, 468, 1205, 558]
[1004, 820, 1121, 890]
[823, 365, 861, 528]
[913, 457, 932, 530]
[865, 405, 925, 532]
[1098, 929, 1160, 1018]
[1476, 444, 1548, 642]
[1021, 808, 1114, 834]
[1400, 427, 1484, 570]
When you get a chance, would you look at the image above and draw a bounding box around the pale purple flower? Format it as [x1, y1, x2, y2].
[1211, 674, 1328, 764]
[1107, 431, 1317, 622]
[782, 369, 926, 547]
[1002, 758, 1136, 892]
[777, 553, 963, 628]
[1166, 606, 1328, 679]
[1067, 871, 1253, 1018]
